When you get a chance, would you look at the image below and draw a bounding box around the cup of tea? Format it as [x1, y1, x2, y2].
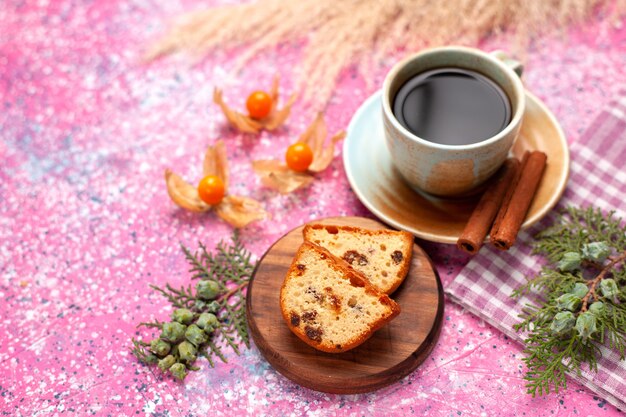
[381, 46, 525, 197]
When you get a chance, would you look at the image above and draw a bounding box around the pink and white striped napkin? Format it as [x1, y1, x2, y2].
[446, 92, 626, 410]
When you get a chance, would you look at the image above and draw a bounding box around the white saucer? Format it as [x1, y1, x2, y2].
[343, 90, 570, 244]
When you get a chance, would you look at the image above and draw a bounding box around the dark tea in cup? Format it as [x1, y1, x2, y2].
[392, 68, 511, 146]
[381, 46, 525, 196]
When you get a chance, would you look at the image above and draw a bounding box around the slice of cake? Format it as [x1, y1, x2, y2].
[280, 242, 400, 353]
[303, 224, 413, 294]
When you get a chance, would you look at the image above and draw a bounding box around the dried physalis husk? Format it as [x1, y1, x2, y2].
[164, 169, 210, 212]
[301, 112, 346, 173]
[263, 75, 297, 130]
[215, 195, 268, 228]
[214, 75, 297, 134]
[252, 160, 315, 194]
[252, 113, 345, 194]
[164, 140, 267, 228]
[203, 139, 229, 188]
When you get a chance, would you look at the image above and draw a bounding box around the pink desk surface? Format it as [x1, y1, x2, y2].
[2, 1, 625, 416]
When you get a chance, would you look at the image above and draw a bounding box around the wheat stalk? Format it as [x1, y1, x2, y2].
[145, 0, 625, 110]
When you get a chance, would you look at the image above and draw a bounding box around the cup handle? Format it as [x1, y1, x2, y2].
[490, 50, 523, 77]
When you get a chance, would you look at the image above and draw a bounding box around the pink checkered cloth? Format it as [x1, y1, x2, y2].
[446, 92, 626, 411]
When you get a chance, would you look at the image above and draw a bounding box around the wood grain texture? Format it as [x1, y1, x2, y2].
[246, 216, 444, 394]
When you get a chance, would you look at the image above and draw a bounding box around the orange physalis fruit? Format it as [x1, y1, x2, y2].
[285, 142, 314, 172]
[252, 113, 346, 194]
[246, 91, 273, 119]
[197, 175, 226, 205]
[213, 75, 296, 134]
[164, 140, 268, 228]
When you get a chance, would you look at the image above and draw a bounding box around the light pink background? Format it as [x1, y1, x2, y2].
[2, 1, 625, 416]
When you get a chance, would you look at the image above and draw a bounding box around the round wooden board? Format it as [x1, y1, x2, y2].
[246, 216, 444, 394]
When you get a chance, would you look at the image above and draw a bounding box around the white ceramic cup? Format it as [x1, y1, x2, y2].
[382, 46, 525, 197]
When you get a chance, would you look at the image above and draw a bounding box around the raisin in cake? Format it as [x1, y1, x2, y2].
[303, 224, 413, 294]
[280, 242, 400, 353]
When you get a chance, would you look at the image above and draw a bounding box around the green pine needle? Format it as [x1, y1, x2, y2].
[137, 318, 165, 329]
[131, 231, 256, 379]
[149, 283, 197, 309]
[512, 206, 626, 397]
[131, 339, 158, 365]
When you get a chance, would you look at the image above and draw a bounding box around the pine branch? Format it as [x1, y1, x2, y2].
[137, 319, 165, 329]
[131, 232, 257, 380]
[181, 243, 212, 281]
[218, 282, 249, 303]
[604, 302, 626, 356]
[511, 267, 579, 298]
[581, 251, 626, 312]
[512, 205, 626, 396]
[205, 338, 228, 365]
[150, 283, 196, 309]
[131, 339, 158, 364]
[234, 288, 250, 348]
[218, 319, 242, 356]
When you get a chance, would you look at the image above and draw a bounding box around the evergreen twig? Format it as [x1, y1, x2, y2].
[512, 206, 626, 396]
[131, 231, 256, 379]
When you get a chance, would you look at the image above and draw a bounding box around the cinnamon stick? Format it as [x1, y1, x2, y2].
[457, 158, 521, 254]
[489, 151, 528, 237]
[490, 150, 548, 250]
